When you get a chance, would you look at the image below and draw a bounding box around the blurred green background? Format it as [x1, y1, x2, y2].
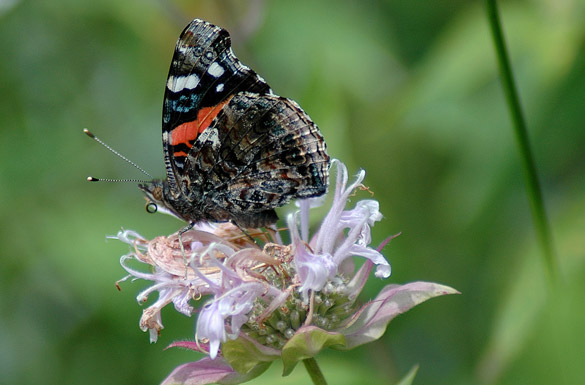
[1, 0, 584, 384]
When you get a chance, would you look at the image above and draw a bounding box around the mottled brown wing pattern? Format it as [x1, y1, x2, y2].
[183, 93, 328, 225]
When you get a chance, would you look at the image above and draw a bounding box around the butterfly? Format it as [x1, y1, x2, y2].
[139, 19, 330, 228]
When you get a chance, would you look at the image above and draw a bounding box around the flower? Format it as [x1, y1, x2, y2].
[113, 161, 458, 385]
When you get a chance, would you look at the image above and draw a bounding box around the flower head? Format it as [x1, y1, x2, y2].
[113, 161, 457, 384]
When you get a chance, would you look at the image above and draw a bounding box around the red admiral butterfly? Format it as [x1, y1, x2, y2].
[139, 19, 329, 228]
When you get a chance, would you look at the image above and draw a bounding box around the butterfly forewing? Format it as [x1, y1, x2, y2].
[162, 20, 271, 182]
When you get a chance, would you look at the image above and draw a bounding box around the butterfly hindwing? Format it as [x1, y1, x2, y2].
[181, 93, 328, 226]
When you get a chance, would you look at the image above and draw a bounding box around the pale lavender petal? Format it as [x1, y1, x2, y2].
[339, 200, 382, 229]
[331, 159, 349, 204]
[298, 199, 311, 242]
[197, 301, 227, 359]
[347, 244, 391, 278]
[119, 254, 159, 281]
[374, 264, 391, 279]
[218, 284, 260, 337]
[287, 212, 302, 245]
[296, 196, 327, 242]
[197, 282, 267, 358]
[136, 280, 181, 305]
[332, 230, 391, 278]
[109, 229, 147, 249]
[331, 218, 367, 262]
[339, 200, 382, 247]
[314, 160, 351, 253]
[288, 213, 336, 297]
[294, 243, 336, 298]
[172, 290, 195, 316]
[340, 281, 459, 349]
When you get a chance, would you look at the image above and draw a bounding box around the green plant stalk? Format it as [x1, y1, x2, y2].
[485, 0, 557, 281]
[303, 358, 327, 385]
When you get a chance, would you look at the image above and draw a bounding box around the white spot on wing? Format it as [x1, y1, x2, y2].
[166, 76, 175, 90]
[207, 127, 220, 150]
[198, 127, 220, 150]
[167, 74, 200, 93]
[208, 62, 225, 78]
[216, 83, 224, 92]
[184, 75, 199, 89]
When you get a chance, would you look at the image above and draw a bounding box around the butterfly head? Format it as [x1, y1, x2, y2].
[139, 179, 182, 220]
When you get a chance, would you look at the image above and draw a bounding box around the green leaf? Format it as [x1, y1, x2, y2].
[281, 326, 346, 376]
[221, 336, 280, 375]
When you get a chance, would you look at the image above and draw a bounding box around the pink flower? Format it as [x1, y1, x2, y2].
[113, 161, 458, 385]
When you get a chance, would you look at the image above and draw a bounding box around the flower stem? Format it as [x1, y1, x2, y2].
[303, 357, 327, 385]
[485, 0, 557, 282]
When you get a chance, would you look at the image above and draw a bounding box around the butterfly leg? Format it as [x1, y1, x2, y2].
[231, 220, 257, 244]
[178, 222, 195, 278]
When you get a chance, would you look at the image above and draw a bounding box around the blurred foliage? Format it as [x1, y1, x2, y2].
[1, 0, 584, 384]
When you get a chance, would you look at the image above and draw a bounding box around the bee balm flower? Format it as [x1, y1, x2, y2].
[113, 161, 457, 385]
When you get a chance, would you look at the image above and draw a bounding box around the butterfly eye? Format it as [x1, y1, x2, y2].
[152, 186, 164, 201]
[146, 202, 158, 214]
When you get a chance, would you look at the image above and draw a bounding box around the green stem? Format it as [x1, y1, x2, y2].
[485, 0, 557, 282]
[303, 357, 327, 385]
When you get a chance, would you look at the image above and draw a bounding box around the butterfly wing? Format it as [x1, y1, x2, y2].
[160, 19, 329, 227]
[162, 19, 271, 191]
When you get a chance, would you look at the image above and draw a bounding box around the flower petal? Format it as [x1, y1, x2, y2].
[339, 243, 391, 279]
[339, 200, 382, 232]
[294, 244, 336, 298]
[197, 282, 268, 358]
[197, 302, 227, 359]
[288, 212, 337, 298]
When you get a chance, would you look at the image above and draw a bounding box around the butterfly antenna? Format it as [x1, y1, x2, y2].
[84, 128, 153, 179]
[86, 176, 151, 183]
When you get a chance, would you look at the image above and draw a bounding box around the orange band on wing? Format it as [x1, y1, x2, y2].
[170, 96, 233, 147]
